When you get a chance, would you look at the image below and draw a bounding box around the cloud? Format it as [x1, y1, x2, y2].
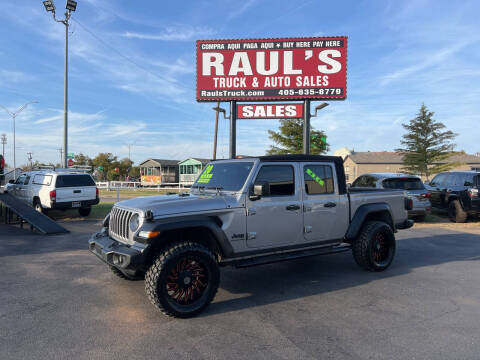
[227, 0, 258, 20]
[0, 70, 35, 83]
[124, 26, 216, 41]
[379, 40, 473, 86]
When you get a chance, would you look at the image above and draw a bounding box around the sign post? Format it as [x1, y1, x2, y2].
[303, 100, 311, 154]
[229, 100, 237, 159]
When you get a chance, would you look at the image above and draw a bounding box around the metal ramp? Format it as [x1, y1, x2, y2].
[0, 192, 69, 234]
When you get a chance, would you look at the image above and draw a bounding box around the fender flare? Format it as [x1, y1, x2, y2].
[147, 215, 234, 257]
[345, 203, 395, 241]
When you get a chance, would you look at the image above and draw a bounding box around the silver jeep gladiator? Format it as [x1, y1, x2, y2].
[89, 155, 413, 318]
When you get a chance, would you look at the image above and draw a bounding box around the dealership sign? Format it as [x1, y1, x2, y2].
[196, 36, 347, 102]
[237, 103, 303, 119]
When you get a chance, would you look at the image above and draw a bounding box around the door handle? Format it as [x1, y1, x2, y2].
[286, 204, 301, 211]
[324, 202, 337, 208]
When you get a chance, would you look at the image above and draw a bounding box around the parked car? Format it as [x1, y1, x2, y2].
[89, 155, 413, 318]
[5, 169, 99, 216]
[351, 173, 431, 222]
[425, 171, 480, 222]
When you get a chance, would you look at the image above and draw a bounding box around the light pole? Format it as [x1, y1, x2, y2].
[43, 0, 77, 168]
[303, 102, 329, 154]
[0, 101, 38, 179]
[212, 102, 227, 160]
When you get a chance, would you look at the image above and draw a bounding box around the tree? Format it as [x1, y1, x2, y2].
[92, 153, 118, 181]
[266, 118, 329, 155]
[396, 104, 460, 180]
[74, 153, 92, 167]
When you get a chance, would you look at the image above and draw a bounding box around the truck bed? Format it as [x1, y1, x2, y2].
[348, 187, 407, 226]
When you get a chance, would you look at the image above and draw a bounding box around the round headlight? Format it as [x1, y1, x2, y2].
[129, 213, 140, 232]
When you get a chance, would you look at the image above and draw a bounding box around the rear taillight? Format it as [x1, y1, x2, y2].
[405, 197, 413, 210]
[468, 188, 478, 198]
[50, 190, 56, 202]
[96, 187, 99, 198]
[421, 192, 431, 198]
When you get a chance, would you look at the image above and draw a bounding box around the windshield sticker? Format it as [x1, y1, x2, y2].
[306, 168, 325, 186]
[197, 165, 214, 183]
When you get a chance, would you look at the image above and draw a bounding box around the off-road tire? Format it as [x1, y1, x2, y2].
[78, 207, 92, 217]
[353, 221, 396, 272]
[145, 242, 220, 318]
[448, 200, 468, 223]
[33, 199, 46, 215]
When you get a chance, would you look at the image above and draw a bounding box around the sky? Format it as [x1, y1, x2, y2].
[0, 0, 479, 167]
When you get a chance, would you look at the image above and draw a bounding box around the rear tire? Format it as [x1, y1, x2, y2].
[33, 200, 46, 215]
[448, 200, 468, 223]
[145, 242, 220, 318]
[78, 207, 92, 217]
[353, 221, 396, 272]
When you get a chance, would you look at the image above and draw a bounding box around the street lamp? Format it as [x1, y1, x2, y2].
[0, 101, 38, 179]
[303, 102, 329, 154]
[43, 0, 77, 168]
[212, 102, 228, 160]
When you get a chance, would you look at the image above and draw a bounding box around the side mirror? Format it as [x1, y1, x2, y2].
[8, 179, 14, 184]
[249, 181, 270, 200]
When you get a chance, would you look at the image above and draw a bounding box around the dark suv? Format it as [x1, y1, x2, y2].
[426, 171, 480, 222]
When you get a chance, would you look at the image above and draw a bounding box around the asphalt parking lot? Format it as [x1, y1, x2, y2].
[1, 221, 479, 360]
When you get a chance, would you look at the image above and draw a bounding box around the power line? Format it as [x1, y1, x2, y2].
[70, 17, 194, 93]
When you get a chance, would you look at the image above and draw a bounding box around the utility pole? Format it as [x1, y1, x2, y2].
[27, 152, 33, 170]
[0, 101, 38, 179]
[57, 148, 63, 166]
[1, 134, 6, 159]
[43, 0, 78, 168]
[127, 144, 133, 161]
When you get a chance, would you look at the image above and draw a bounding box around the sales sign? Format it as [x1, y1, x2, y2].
[196, 36, 347, 102]
[237, 104, 303, 119]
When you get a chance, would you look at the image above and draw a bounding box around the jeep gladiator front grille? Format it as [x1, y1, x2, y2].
[109, 206, 134, 243]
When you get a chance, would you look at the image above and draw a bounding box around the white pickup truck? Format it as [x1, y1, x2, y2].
[5, 169, 99, 216]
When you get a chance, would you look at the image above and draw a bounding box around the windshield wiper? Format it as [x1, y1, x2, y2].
[207, 186, 223, 190]
[191, 185, 205, 190]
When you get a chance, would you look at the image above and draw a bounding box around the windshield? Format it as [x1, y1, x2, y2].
[192, 162, 254, 191]
[382, 178, 424, 190]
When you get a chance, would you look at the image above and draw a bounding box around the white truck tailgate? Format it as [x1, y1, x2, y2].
[56, 186, 97, 202]
[55, 174, 97, 203]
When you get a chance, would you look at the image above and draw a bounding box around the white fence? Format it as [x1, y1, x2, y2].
[96, 181, 188, 191]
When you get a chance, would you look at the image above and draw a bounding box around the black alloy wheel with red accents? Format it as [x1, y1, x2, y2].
[353, 221, 396, 272]
[145, 242, 220, 318]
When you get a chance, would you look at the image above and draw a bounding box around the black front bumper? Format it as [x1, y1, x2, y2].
[88, 230, 149, 270]
[52, 198, 100, 210]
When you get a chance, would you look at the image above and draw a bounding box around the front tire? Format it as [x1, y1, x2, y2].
[353, 221, 396, 272]
[448, 200, 468, 223]
[145, 242, 220, 318]
[78, 207, 92, 217]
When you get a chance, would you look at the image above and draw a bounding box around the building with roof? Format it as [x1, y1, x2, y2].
[342, 151, 480, 182]
[178, 158, 210, 185]
[139, 158, 179, 185]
